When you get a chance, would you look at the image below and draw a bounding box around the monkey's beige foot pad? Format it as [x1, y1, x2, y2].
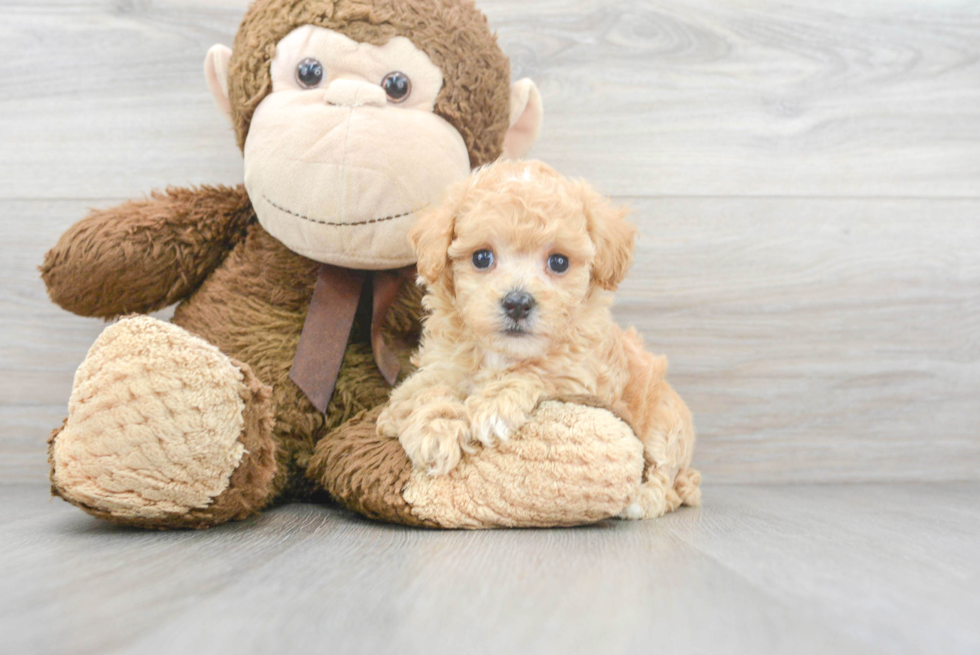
[49, 316, 276, 529]
[313, 401, 644, 529]
[406, 401, 644, 528]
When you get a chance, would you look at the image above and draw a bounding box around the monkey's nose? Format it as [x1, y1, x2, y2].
[323, 79, 387, 108]
[502, 290, 535, 321]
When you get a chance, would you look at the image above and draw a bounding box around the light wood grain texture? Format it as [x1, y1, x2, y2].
[3, 3, 979, 651]
[2, 482, 978, 654]
[620, 197, 980, 483]
[3, 197, 977, 483]
[2, 1, 979, 483]
[1, 0, 978, 199]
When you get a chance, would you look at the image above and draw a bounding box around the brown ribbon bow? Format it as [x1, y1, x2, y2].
[290, 263, 416, 414]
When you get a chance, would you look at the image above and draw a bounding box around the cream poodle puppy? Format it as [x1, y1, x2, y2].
[377, 160, 700, 519]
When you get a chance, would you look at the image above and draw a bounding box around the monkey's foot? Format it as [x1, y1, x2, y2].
[49, 316, 277, 529]
[310, 400, 644, 529]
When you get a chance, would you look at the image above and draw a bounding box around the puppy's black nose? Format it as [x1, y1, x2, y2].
[502, 290, 535, 321]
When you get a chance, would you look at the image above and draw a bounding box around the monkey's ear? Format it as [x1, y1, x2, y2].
[502, 79, 543, 159]
[581, 184, 637, 291]
[205, 44, 233, 119]
[409, 184, 465, 287]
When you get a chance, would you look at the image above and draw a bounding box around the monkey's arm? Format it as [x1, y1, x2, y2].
[41, 185, 253, 318]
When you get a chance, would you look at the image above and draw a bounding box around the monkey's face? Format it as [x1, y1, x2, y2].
[241, 26, 471, 269]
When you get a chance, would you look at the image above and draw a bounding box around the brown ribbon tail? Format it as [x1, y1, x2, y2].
[290, 265, 365, 414]
[370, 266, 416, 386]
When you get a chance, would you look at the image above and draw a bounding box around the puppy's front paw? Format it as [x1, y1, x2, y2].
[376, 402, 407, 438]
[397, 402, 471, 476]
[465, 396, 530, 447]
[473, 412, 513, 446]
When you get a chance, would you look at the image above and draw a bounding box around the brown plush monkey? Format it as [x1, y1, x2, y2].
[41, 0, 650, 529]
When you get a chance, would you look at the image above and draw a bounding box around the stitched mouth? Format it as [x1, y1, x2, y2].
[263, 195, 422, 227]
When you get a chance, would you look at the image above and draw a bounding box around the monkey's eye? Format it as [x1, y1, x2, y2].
[548, 254, 570, 274]
[296, 58, 324, 89]
[381, 72, 411, 103]
[472, 249, 494, 270]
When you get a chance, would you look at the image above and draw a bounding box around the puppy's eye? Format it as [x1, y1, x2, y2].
[472, 249, 494, 270]
[548, 254, 570, 274]
[381, 72, 411, 103]
[296, 58, 324, 88]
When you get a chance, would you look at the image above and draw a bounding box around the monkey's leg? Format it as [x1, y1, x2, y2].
[308, 400, 646, 529]
[48, 316, 278, 529]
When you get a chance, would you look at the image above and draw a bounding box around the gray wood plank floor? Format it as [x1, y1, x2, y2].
[3, 482, 978, 655]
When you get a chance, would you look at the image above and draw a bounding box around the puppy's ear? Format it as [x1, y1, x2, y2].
[580, 183, 636, 291]
[409, 180, 466, 286]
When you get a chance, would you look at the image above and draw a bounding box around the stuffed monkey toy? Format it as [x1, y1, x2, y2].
[41, 0, 662, 529]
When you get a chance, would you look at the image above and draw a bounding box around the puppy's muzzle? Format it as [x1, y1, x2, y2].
[502, 290, 535, 321]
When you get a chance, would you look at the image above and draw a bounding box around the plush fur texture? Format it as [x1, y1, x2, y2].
[306, 405, 434, 526]
[48, 316, 278, 529]
[229, 0, 512, 166]
[379, 160, 701, 518]
[42, 0, 501, 526]
[309, 400, 645, 529]
[168, 215, 423, 501]
[401, 400, 644, 528]
[42, 0, 650, 529]
[240, 25, 475, 268]
[40, 185, 254, 318]
[44, 189, 424, 523]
